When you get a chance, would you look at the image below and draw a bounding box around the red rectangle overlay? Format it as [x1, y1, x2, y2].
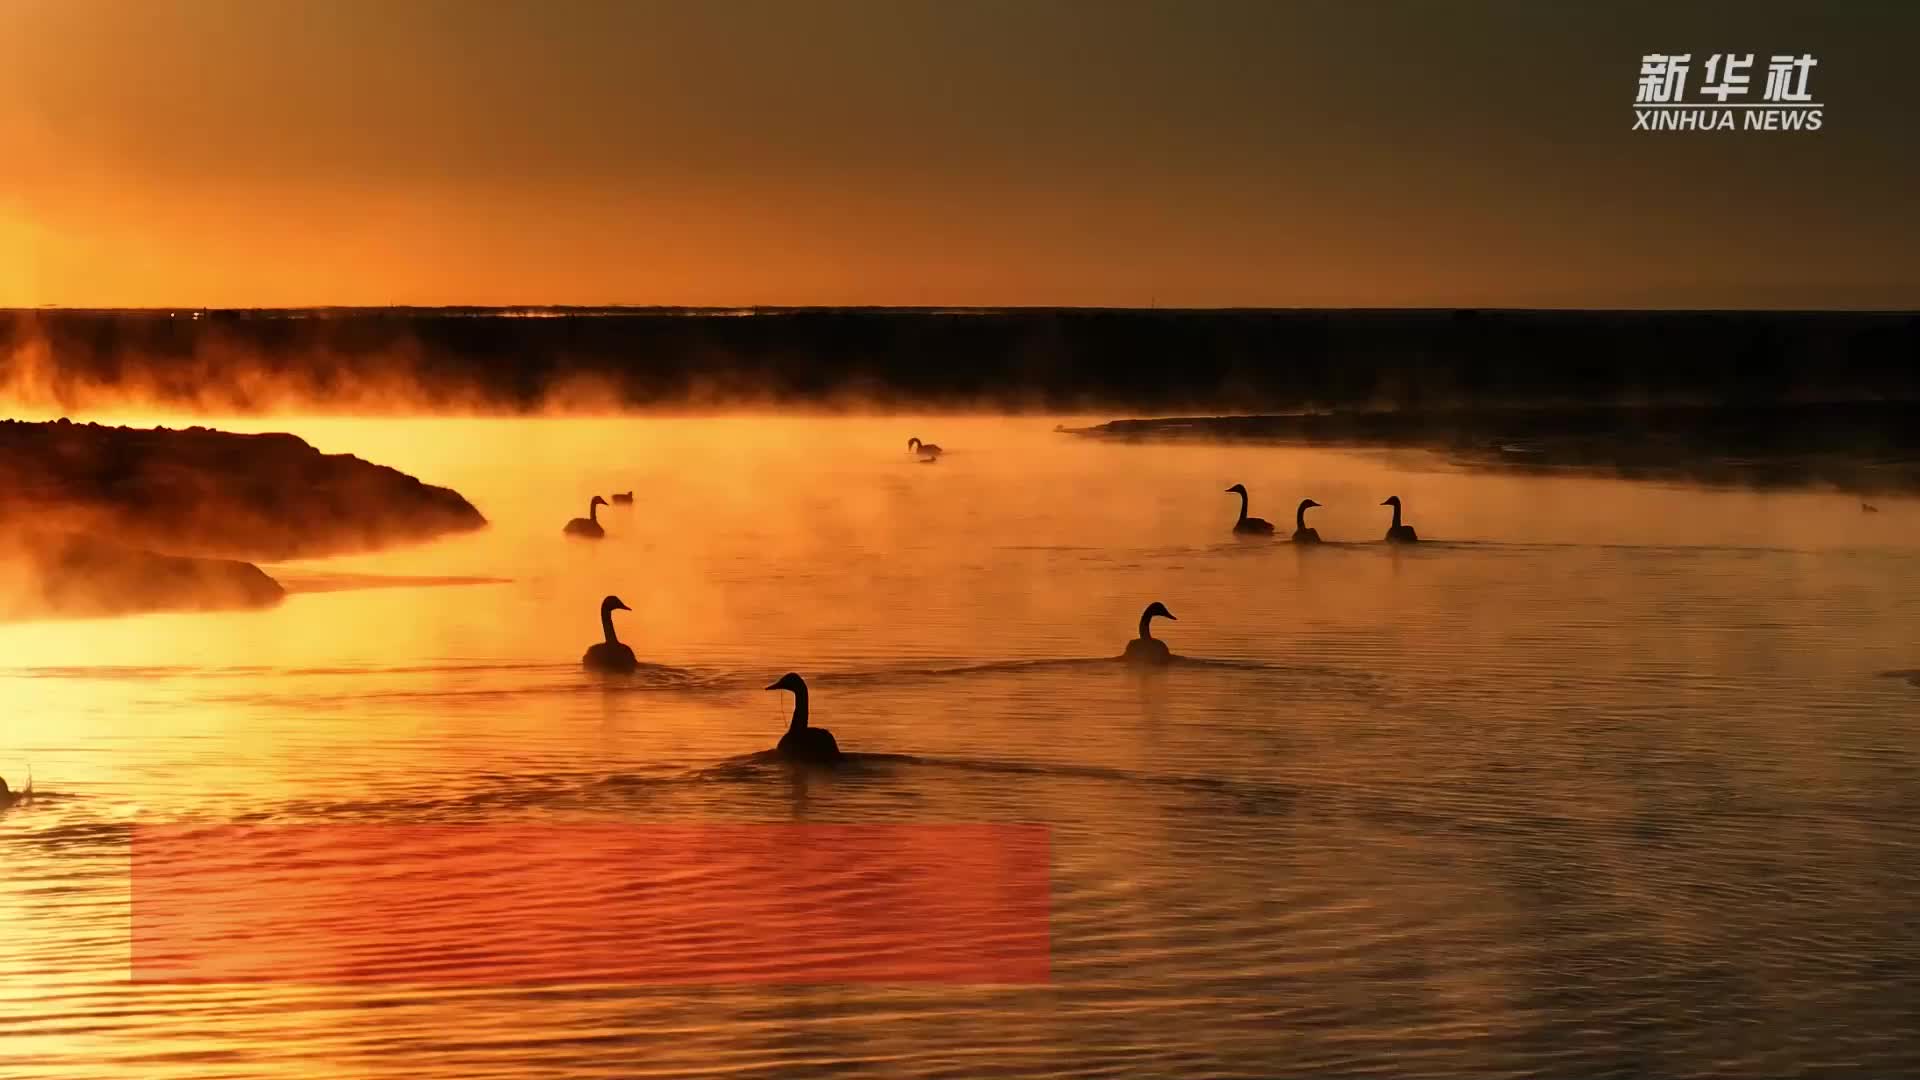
[132, 823, 1050, 985]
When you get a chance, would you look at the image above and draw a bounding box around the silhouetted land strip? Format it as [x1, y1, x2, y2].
[1066, 402, 1920, 494]
[0, 420, 485, 618]
[1, 531, 283, 620]
[4, 308, 1917, 412]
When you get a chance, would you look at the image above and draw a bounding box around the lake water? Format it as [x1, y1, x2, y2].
[4, 415, 1918, 1078]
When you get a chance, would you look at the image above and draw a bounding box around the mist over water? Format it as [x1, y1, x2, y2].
[4, 415, 1918, 1078]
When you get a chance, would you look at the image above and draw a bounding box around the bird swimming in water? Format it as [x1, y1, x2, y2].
[907, 437, 942, 460]
[611, 491, 634, 504]
[564, 496, 609, 538]
[0, 767, 30, 808]
[1225, 484, 1274, 535]
[1381, 496, 1419, 542]
[582, 594, 639, 673]
[1123, 601, 1177, 665]
[766, 672, 842, 763]
[1293, 499, 1322, 543]
[1863, 502, 1880, 513]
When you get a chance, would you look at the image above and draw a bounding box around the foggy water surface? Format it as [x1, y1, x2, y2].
[4, 416, 1918, 1078]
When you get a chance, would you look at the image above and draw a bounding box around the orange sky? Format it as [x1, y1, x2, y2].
[3, 0, 1916, 309]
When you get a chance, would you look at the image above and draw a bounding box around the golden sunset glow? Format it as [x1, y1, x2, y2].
[4, 1, 1917, 309]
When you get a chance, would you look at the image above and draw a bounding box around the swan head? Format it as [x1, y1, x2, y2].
[1381, 495, 1401, 508]
[1225, 483, 1247, 496]
[766, 672, 807, 694]
[907, 437, 921, 450]
[601, 594, 631, 614]
[1298, 499, 1320, 511]
[591, 495, 608, 509]
[1143, 601, 1176, 622]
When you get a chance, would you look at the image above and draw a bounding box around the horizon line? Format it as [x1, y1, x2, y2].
[7, 304, 1919, 317]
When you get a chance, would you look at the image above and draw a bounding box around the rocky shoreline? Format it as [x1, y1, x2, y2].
[0, 419, 486, 619]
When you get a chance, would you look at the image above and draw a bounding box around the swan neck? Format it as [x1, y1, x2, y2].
[589, 501, 600, 524]
[1391, 502, 1402, 529]
[1235, 489, 1249, 522]
[601, 606, 619, 645]
[1296, 504, 1308, 530]
[1139, 611, 1154, 640]
[788, 685, 809, 731]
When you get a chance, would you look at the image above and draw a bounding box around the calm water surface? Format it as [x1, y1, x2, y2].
[4, 416, 1918, 1078]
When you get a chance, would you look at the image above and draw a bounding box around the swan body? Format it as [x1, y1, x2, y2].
[564, 496, 609, 539]
[1381, 496, 1419, 543]
[1292, 499, 1322, 543]
[583, 594, 639, 672]
[1225, 484, 1274, 535]
[611, 491, 634, 504]
[1123, 601, 1177, 665]
[907, 437, 943, 460]
[767, 672, 842, 763]
[0, 768, 29, 808]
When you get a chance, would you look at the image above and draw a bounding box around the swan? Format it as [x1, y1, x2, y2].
[766, 672, 842, 763]
[1292, 499, 1322, 543]
[1225, 484, 1274, 535]
[1123, 601, 1177, 665]
[564, 496, 609, 538]
[582, 595, 639, 673]
[611, 491, 634, 504]
[1863, 502, 1880, 513]
[0, 767, 29, 808]
[907, 437, 943, 460]
[1381, 496, 1419, 542]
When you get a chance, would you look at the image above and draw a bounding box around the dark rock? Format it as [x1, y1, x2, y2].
[0, 420, 487, 562]
[0, 420, 485, 619]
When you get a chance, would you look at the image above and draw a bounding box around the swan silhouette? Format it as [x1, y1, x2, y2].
[611, 491, 634, 504]
[1862, 502, 1880, 513]
[1226, 484, 1274, 536]
[0, 767, 30, 808]
[1381, 496, 1419, 543]
[1123, 601, 1177, 665]
[1292, 499, 1322, 543]
[907, 437, 943, 460]
[583, 595, 639, 673]
[766, 672, 842, 763]
[564, 496, 609, 538]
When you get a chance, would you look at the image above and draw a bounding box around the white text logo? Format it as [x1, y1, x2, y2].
[1633, 53, 1822, 132]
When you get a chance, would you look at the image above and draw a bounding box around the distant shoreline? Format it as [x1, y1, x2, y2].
[9, 305, 1919, 315]
[1065, 401, 1920, 495]
[5, 308, 1917, 415]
